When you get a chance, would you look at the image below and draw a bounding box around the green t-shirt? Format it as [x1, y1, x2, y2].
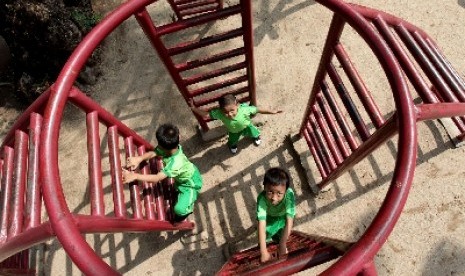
[209, 103, 258, 133]
[154, 146, 200, 189]
[256, 188, 296, 221]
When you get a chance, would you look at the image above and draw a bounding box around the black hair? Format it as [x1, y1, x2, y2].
[156, 123, 180, 150]
[263, 167, 290, 189]
[218, 94, 237, 109]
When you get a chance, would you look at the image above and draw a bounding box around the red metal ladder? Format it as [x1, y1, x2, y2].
[295, 0, 465, 275]
[166, 0, 223, 20]
[0, 86, 194, 274]
[135, 0, 256, 131]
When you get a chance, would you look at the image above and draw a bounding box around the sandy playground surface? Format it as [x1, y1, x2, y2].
[2, 0, 465, 275]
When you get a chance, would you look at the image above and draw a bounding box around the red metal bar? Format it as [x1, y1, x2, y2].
[372, 17, 438, 103]
[334, 43, 384, 128]
[184, 61, 247, 86]
[149, 158, 166, 221]
[300, 14, 345, 134]
[135, 9, 209, 131]
[193, 86, 249, 106]
[395, 25, 457, 103]
[156, 158, 175, 221]
[317, 94, 350, 158]
[302, 130, 328, 180]
[107, 126, 126, 218]
[167, 28, 243, 56]
[180, 5, 218, 17]
[157, 5, 240, 36]
[137, 147, 156, 220]
[70, 87, 152, 149]
[189, 75, 248, 97]
[86, 112, 105, 217]
[0, 222, 54, 262]
[415, 103, 465, 121]
[178, 0, 218, 11]
[10, 130, 28, 238]
[413, 32, 465, 101]
[166, 0, 182, 20]
[239, 0, 257, 105]
[320, 81, 359, 151]
[305, 121, 331, 176]
[73, 215, 194, 232]
[327, 63, 370, 141]
[425, 39, 465, 92]
[313, 105, 343, 165]
[124, 137, 143, 219]
[309, 115, 337, 171]
[0, 146, 14, 243]
[176, 47, 245, 72]
[24, 113, 43, 230]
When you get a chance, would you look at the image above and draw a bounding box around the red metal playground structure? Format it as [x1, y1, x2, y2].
[1, 0, 465, 275]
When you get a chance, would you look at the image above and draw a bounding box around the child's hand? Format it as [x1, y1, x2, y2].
[260, 250, 272, 263]
[126, 156, 141, 170]
[122, 169, 137, 184]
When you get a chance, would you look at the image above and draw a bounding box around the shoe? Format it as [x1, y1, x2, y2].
[254, 136, 261, 146]
[229, 145, 238, 154]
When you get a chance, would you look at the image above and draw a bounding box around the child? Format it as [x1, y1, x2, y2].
[256, 167, 295, 263]
[122, 123, 202, 222]
[189, 94, 282, 154]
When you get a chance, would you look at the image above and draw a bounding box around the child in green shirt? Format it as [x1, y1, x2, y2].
[122, 123, 202, 222]
[256, 168, 296, 263]
[189, 94, 282, 154]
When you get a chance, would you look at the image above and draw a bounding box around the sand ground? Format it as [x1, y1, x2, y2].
[2, 0, 465, 275]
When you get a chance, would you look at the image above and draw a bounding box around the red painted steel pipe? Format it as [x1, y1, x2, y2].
[309, 115, 337, 171]
[108, 126, 127, 218]
[40, 1, 156, 274]
[10, 130, 28, 238]
[137, 146, 156, 220]
[313, 1, 417, 275]
[300, 14, 345, 135]
[316, 94, 350, 158]
[86, 111, 105, 217]
[0, 146, 14, 243]
[124, 136, 143, 219]
[240, 0, 257, 106]
[334, 43, 384, 128]
[312, 104, 343, 165]
[302, 129, 328, 180]
[24, 113, 43, 230]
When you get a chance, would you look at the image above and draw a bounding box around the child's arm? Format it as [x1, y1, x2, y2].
[256, 107, 283, 115]
[258, 220, 271, 263]
[189, 99, 210, 118]
[122, 169, 167, 184]
[126, 151, 156, 170]
[278, 217, 294, 256]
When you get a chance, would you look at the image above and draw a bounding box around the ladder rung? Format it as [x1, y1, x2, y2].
[193, 86, 249, 106]
[0, 146, 14, 243]
[180, 5, 218, 17]
[184, 61, 247, 86]
[10, 130, 29, 238]
[189, 75, 248, 97]
[86, 111, 105, 217]
[168, 28, 243, 56]
[149, 159, 166, 221]
[137, 147, 156, 220]
[107, 126, 127, 218]
[178, 0, 218, 11]
[176, 47, 245, 72]
[124, 137, 143, 219]
[24, 113, 43, 230]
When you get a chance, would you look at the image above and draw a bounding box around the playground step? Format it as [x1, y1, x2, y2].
[217, 231, 351, 276]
